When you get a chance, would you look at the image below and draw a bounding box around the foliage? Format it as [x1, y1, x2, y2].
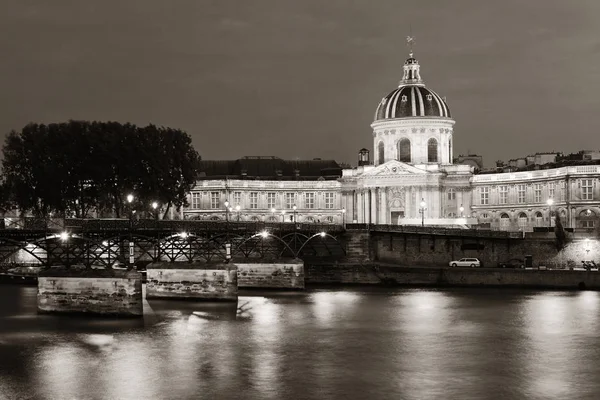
[554, 213, 567, 250]
[1, 121, 201, 218]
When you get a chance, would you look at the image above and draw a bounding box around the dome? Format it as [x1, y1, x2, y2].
[374, 55, 451, 121]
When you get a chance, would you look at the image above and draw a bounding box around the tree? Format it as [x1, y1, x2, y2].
[555, 213, 567, 250]
[1, 120, 201, 218]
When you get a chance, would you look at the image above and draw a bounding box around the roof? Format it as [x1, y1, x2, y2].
[197, 156, 342, 180]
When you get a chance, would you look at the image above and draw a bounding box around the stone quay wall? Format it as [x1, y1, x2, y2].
[37, 269, 143, 317]
[146, 262, 238, 301]
[306, 263, 600, 290]
[236, 261, 304, 289]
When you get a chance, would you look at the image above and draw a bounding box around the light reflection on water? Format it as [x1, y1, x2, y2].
[1, 286, 600, 399]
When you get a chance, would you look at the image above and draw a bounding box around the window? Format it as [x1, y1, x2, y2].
[191, 192, 201, 209]
[582, 179, 593, 200]
[560, 181, 566, 201]
[267, 192, 276, 210]
[481, 213, 489, 219]
[534, 184, 542, 203]
[499, 213, 510, 230]
[249, 192, 258, 209]
[285, 193, 295, 209]
[499, 185, 508, 205]
[398, 138, 411, 162]
[548, 182, 555, 201]
[518, 212, 528, 230]
[517, 184, 526, 204]
[233, 192, 241, 206]
[325, 192, 334, 209]
[378, 141, 384, 164]
[447, 188, 456, 200]
[535, 212, 543, 227]
[210, 192, 220, 209]
[305, 192, 315, 209]
[427, 138, 438, 163]
[480, 187, 489, 205]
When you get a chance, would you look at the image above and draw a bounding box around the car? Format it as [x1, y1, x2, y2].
[497, 258, 525, 269]
[449, 258, 481, 268]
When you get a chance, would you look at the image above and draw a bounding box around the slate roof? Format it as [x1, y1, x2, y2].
[197, 156, 342, 180]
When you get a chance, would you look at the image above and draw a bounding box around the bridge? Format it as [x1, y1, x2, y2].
[0, 218, 347, 268]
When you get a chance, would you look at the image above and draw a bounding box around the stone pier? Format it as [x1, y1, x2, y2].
[37, 267, 143, 317]
[146, 262, 238, 301]
[236, 259, 305, 289]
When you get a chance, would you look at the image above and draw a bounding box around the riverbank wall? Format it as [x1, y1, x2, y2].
[306, 262, 600, 290]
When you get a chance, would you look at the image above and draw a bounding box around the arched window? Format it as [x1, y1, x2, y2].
[427, 138, 438, 163]
[518, 212, 528, 230]
[377, 141, 385, 164]
[397, 138, 411, 162]
[499, 213, 510, 231]
[535, 212, 543, 227]
[578, 209, 596, 229]
[304, 216, 315, 223]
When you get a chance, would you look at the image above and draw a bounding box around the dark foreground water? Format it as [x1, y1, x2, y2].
[1, 286, 600, 400]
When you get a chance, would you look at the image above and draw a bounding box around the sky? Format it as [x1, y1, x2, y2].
[2, 1, 600, 167]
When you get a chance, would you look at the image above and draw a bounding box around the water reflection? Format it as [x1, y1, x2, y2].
[3, 286, 600, 399]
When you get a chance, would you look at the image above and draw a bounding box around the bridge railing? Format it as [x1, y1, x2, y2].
[1, 217, 345, 234]
[346, 223, 519, 239]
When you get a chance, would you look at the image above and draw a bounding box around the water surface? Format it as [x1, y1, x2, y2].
[1, 285, 599, 400]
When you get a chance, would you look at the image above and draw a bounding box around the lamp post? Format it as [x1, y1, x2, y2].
[281, 209, 286, 223]
[271, 207, 276, 222]
[224, 200, 230, 223]
[292, 205, 297, 224]
[342, 208, 346, 228]
[419, 199, 427, 227]
[235, 205, 241, 222]
[224, 201, 231, 261]
[459, 205, 464, 218]
[125, 194, 137, 269]
[151, 201, 159, 220]
[547, 198, 554, 228]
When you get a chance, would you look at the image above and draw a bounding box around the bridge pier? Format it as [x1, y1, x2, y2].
[37, 268, 143, 317]
[146, 262, 238, 301]
[236, 259, 305, 289]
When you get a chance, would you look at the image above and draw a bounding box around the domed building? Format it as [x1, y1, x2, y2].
[339, 50, 475, 226]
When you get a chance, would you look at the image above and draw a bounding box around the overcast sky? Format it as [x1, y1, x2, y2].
[2, 1, 600, 167]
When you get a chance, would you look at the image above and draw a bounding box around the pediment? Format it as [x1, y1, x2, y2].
[361, 160, 428, 177]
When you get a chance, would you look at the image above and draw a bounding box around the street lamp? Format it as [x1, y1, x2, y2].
[292, 205, 297, 224]
[342, 208, 346, 228]
[459, 204, 464, 218]
[271, 207, 276, 222]
[224, 200, 230, 223]
[235, 205, 241, 222]
[547, 198, 554, 228]
[281, 209, 286, 223]
[419, 198, 427, 227]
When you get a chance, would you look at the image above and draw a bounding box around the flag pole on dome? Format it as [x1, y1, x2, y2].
[406, 35, 415, 58]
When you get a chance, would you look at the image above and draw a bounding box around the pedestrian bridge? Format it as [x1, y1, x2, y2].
[0, 218, 346, 268]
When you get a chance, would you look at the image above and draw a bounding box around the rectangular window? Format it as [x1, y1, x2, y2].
[267, 192, 276, 210]
[480, 187, 489, 205]
[233, 192, 242, 207]
[192, 192, 201, 209]
[249, 192, 258, 209]
[447, 189, 456, 200]
[560, 182, 566, 201]
[548, 182, 555, 201]
[325, 192, 335, 209]
[305, 192, 315, 209]
[517, 184, 526, 204]
[582, 179, 593, 200]
[498, 185, 508, 205]
[534, 184, 542, 203]
[285, 193, 296, 209]
[210, 192, 220, 209]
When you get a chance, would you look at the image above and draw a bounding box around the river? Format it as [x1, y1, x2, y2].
[1, 284, 600, 400]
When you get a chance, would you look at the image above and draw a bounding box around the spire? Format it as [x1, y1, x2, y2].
[399, 35, 424, 86]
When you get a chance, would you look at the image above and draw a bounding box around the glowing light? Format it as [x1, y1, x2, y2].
[59, 232, 69, 241]
[292, 205, 297, 211]
[102, 241, 109, 247]
[320, 232, 326, 238]
[224, 200, 229, 208]
[126, 194, 134, 203]
[342, 208, 346, 214]
[151, 202, 158, 209]
[235, 205, 241, 211]
[271, 208, 276, 213]
[180, 232, 188, 239]
[260, 231, 269, 238]
[547, 198, 554, 206]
